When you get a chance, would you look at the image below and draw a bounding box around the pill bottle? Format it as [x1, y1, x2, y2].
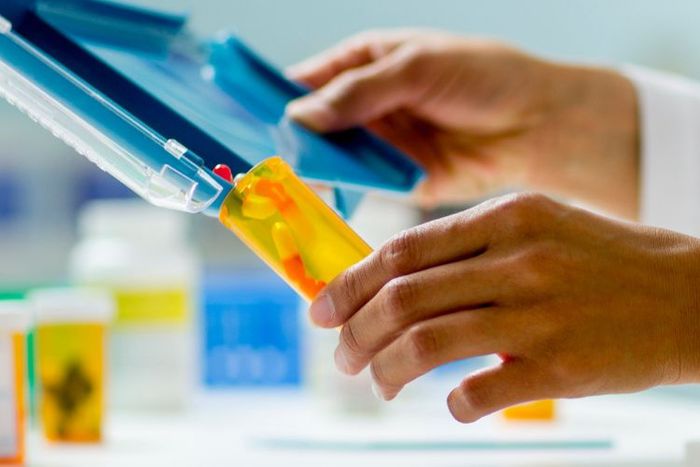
[70, 200, 199, 411]
[0, 301, 28, 465]
[29, 288, 113, 443]
[218, 156, 372, 302]
[503, 399, 556, 421]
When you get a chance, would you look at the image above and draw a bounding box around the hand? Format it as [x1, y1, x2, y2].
[308, 193, 700, 422]
[286, 29, 640, 218]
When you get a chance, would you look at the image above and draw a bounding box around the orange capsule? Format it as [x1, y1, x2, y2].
[282, 256, 307, 283]
[300, 278, 326, 299]
[255, 179, 295, 213]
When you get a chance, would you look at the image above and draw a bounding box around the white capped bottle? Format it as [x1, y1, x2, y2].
[70, 200, 199, 411]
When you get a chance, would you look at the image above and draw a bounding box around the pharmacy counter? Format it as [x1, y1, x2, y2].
[27, 387, 700, 467]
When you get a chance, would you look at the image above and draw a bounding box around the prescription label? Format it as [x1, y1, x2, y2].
[0, 334, 17, 458]
[37, 323, 105, 442]
[112, 288, 190, 326]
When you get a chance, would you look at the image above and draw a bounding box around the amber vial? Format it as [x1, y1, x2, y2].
[219, 156, 372, 301]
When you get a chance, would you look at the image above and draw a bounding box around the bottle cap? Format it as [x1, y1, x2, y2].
[0, 300, 30, 331]
[29, 288, 114, 324]
[78, 199, 188, 243]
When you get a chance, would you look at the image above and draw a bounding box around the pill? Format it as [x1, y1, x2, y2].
[255, 179, 294, 212]
[255, 179, 314, 240]
[271, 222, 299, 260]
[282, 256, 307, 284]
[242, 194, 277, 220]
[300, 278, 326, 298]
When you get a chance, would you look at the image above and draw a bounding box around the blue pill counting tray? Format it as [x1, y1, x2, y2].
[0, 0, 423, 218]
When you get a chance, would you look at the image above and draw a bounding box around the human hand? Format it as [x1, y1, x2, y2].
[286, 30, 639, 218]
[308, 193, 700, 422]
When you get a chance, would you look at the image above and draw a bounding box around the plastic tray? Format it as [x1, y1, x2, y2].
[0, 0, 423, 217]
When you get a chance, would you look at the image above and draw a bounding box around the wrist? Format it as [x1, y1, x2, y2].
[672, 238, 700, 384]
[527, 61, 640, 218]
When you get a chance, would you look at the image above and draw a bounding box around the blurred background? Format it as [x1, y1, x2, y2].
[2, 2, 700, 463]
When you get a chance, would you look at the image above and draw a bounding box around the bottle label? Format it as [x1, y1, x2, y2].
[112, 288, 190, 326]
[0, 333, 17, 458]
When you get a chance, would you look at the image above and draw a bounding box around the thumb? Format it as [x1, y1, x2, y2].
[286, 47, 425, 132]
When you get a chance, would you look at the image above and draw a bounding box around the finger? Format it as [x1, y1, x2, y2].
[337, 255, 502, 374]
[366, 308, 508, 399]
[286, 29, 417, 88]
[367, 113, 443, 174]
[447, 360, 549, 423]
[309, 202, 500, 328]
[286, 44, 428, 132]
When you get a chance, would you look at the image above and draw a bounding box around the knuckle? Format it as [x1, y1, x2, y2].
[381, 277, 417, 323]
[546, 354, 599, 397]
[380, 229, 420, 276]
[339, 268, 362, 305]
[509, 243, 555, 291]
[396, 44, 429, 83]
[339, 322, 363, 357]
[457, 378, 492, 415]
[370, 359, 389, 388]
[328, 69, 367, 101]
[493, 192, 552, 234]
[404, 324, 439, 366]
[547, 356, 579, 390]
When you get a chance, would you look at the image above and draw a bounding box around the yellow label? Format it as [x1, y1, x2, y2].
[37, 324, 105, 443]
[112, 288, 190, 326]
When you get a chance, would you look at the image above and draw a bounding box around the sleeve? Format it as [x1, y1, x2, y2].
[621, 65, 700, 236]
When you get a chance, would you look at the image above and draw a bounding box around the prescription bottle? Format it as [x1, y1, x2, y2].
[219, 156, 372, 301]
[0, 301, 28, 465]
[503, 400, 556, 421]
[29, 289, 113, 443]
[70, 200, 199, 411]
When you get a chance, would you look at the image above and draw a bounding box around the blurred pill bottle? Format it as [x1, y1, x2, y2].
[70, 200, 199, 412]
[29, 288, 113, 443]
[0, 301, 28, 465]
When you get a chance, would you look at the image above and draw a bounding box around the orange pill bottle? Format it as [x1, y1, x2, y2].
[503, 400, 556, 421]
[219, 156, 372, 301]
[30, 289, 114, 443]
[0, 301, 28, 465]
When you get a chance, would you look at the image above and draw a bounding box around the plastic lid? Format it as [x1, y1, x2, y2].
[0, 300, 30, 331]
[78, 199, 188, 241]
[29, 288, 114, 324]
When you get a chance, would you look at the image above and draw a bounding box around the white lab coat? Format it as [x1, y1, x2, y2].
[624, 66, 700, 236]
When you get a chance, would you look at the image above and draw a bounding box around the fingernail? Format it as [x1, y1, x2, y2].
[285, 97, 335, 131]
[309, 292, 335, 327]
[371, 381, 387, 401]
[334, 347, 350, 374]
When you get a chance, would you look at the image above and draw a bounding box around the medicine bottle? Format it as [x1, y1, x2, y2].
[70, 200, 199, 411]
[0, 301, 28, 465]
[30, 289, 113, 443]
